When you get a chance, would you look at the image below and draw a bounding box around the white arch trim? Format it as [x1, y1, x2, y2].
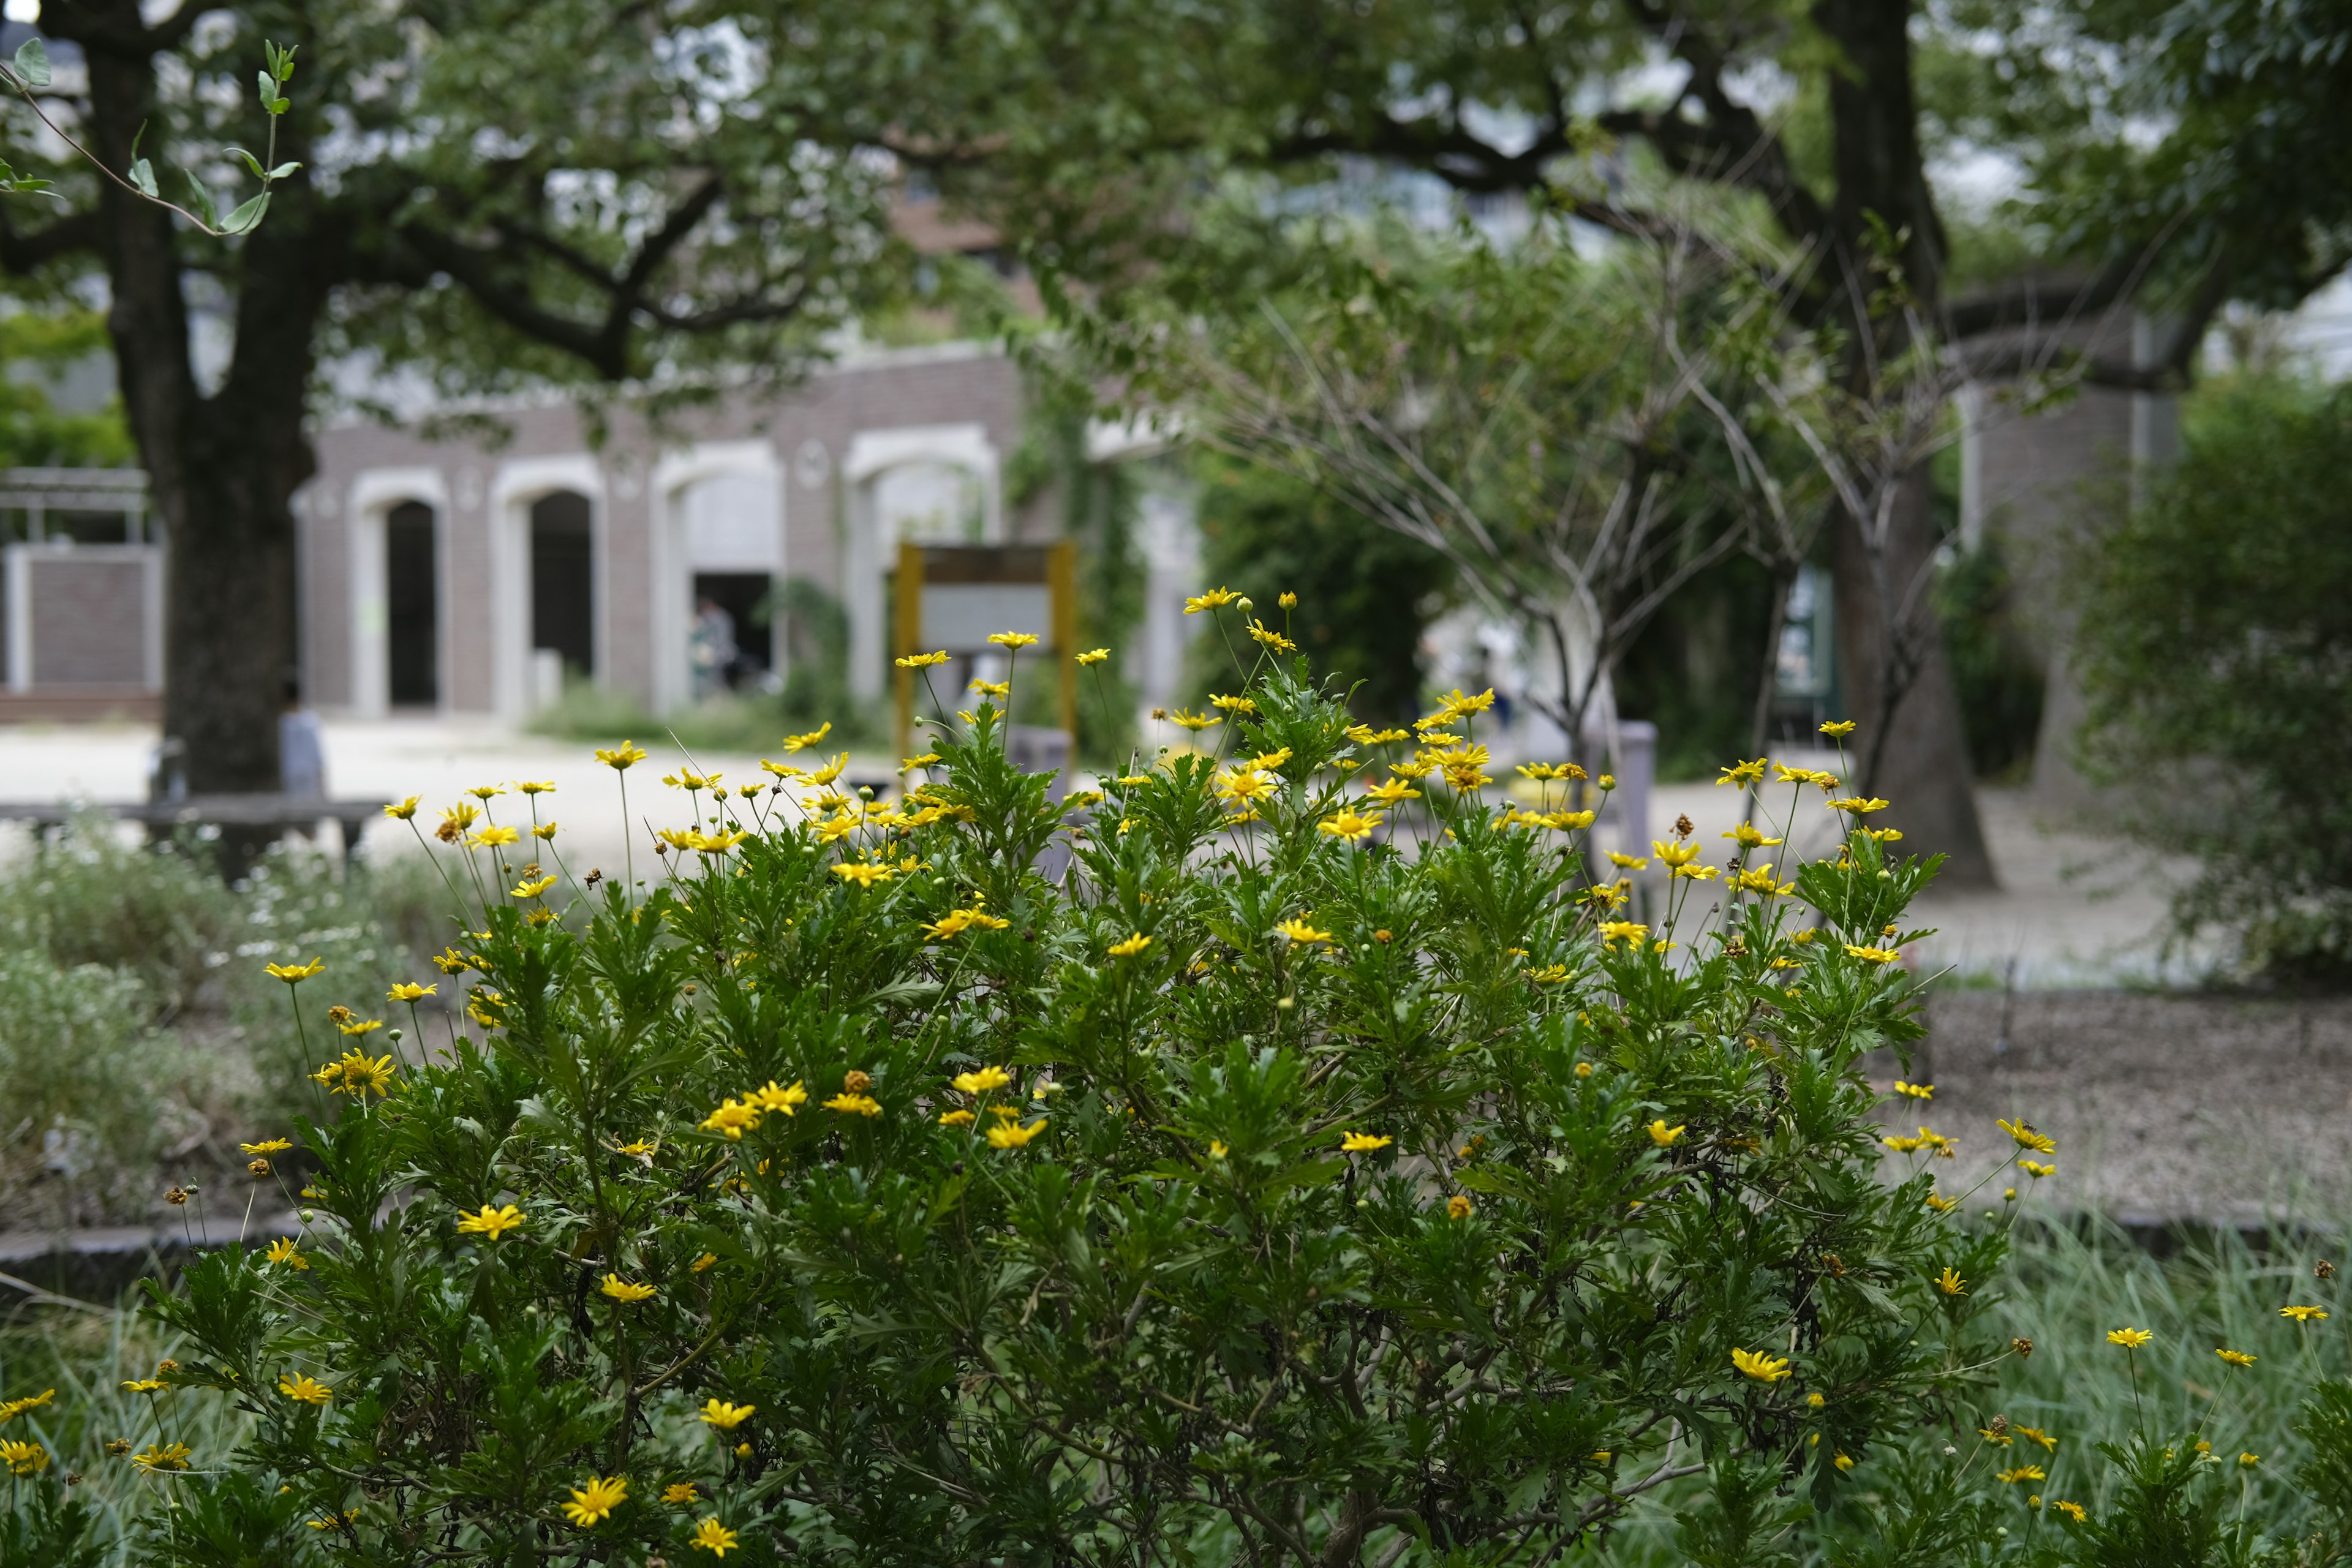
[345, 467, 450, 717]
[489, 455, 607, 719]
[649, 440, 786, 713]
[842, 423, 1002, 701]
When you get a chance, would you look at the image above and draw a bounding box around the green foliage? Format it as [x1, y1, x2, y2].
[100, 644, 2087, 1567]
[0, 818, 455, 1222]
[1191, 453, 1448, 722]
[0, 307, 135, 474]
[2072, 375, 2352, 983]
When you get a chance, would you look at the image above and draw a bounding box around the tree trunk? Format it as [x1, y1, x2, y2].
[1813, 0, 1997, 888]
[1828, 468, 1996, 884]
[75, 3, 329, 795]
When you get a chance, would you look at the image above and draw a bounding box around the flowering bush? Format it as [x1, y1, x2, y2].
[6, 647, 2332, 1565]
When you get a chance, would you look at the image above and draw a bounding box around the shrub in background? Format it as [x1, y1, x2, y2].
[2073, 374, 2352, 985]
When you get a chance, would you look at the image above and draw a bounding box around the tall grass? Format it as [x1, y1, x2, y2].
[0, 1306, 249, 1563]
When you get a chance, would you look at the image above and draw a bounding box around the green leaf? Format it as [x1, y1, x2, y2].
[183, 170, 221, 228]
[269, 161, 303, 179]
[13, 37, 50, 89]
[128, 158, 159, 199]
[221, 190, 270, 236]
[257, 69, 277, 108]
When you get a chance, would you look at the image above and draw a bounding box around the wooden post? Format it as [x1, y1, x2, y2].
[1049, 539, 1077, 744]
[894, 540, 923, 764]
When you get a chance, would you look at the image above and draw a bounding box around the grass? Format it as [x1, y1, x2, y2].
[1586, 1209, 2348, 1561]
[525, 678, 889, 754]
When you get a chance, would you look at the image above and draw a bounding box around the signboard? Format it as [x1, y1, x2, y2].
[894, 541, 1077, 761]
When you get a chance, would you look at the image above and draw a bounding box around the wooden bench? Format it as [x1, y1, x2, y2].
[0, 794, 390, 875]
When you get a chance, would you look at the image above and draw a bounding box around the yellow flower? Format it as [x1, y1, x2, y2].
[2054, 1500, 2087, 1522]
[266, 1237, 309, 1270]
[1246, 619, 1297, 653]
[701, 1099, 760, 1139]
[1108, 932, 1153, 957]
[1362, 778, 1420, 804]
[987, 630, 1040, 647]
[1073, 647, 1112, 668]
[698, 1399, 755, 1430]
[2107, 1327, 2153, 1348]
[134, 1442, 192, 1472]
[278, 1374, 333, 1406]
[561, 1475, 628, 1527]
[600, 1275, 656, 1304]
[467, 784, 506, 802]
[1592, 921, 1649, 954]
[952, 1066, 1012, 1095]
[2216, 1348, 2256, 1368]
[824, 1093, 883, 1117]
[241, 1137, 293, 1155]
[1936, 1267, 1966, 1296]
[831, 862, 895, 888]
[1999, 1118, 2057, 1154]
[458, 1204, 524, 1240]
[939, 1109, 976, 1126]
[1731, 1348, 1792, 1384]
[748, 1080, 807, 1116]
[2018, 1425, 2057, 1452]
[511, 874, 559, 899]
[469, 825, 521, 848]
[1648, 1120, 1686, 1147]
[1997, 1464, 2046, 1484]
[1894, 1080, 1932, 1100]
[121, 1378, 168, 1392]
[595, 742, 649, 770]
[2019, 1159, 2056, 1179]
[1208, 693, 1257, 714]
[1183, 587, 1237, 614]
[1924, 1193, 1957, 1212]
[1844, 944, 1900, 963]
[384, 795, 421, 820]
[1446, 1194, 1472, 1220]
[0, 1389, 56, 1425]
[1819, 719, 1856, 737]
[2282, 1305, 2331, 1323]
[1275, 917, 1333, 945]
[1825, 796, 1891, 815]
[265, 957, 326, 984]
[1722, 822, 1784, 848]
[1834, 1452, 1855, 1472]
[1340, 1132, 1393, 1153]
[969, 679, 1011, 699]
[0, 1438, 48, 1475]
[1317, 809, 1381, 843]
[662, 1482, 701, 1506]
[986, 1117, 1047, 1149]
[387, 982, 436, 1004]
[688, 1517, 740, 1556]
[2240, 1452, 2261, 1467]
[337, 1016, 385, 1038]
[1651, 839, 1700, 869]
[617, 1139, 657, 1156]
[1716, 758, 1768, 787]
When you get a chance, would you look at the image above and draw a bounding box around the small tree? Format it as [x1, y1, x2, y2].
[1091, 213, 1819, 769]
[39, 637, 2060, 1568]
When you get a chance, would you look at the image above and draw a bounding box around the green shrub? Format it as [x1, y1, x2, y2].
[11, 654, 2343, 1564]
[2073, 374, 2352, 984]
[0, 952, 189, 1227]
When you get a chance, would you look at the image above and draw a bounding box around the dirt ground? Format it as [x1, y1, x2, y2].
[1880, 989, 2352, 1227]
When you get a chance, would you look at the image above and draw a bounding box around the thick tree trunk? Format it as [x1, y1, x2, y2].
[1828, 469, 1996, 884]
[75, 4, 328, 795]
[1813, 0, 1997, 888]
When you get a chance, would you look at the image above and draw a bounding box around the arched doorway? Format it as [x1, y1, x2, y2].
[530, 491, 595, 679]
[385, 500, 439, 706]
